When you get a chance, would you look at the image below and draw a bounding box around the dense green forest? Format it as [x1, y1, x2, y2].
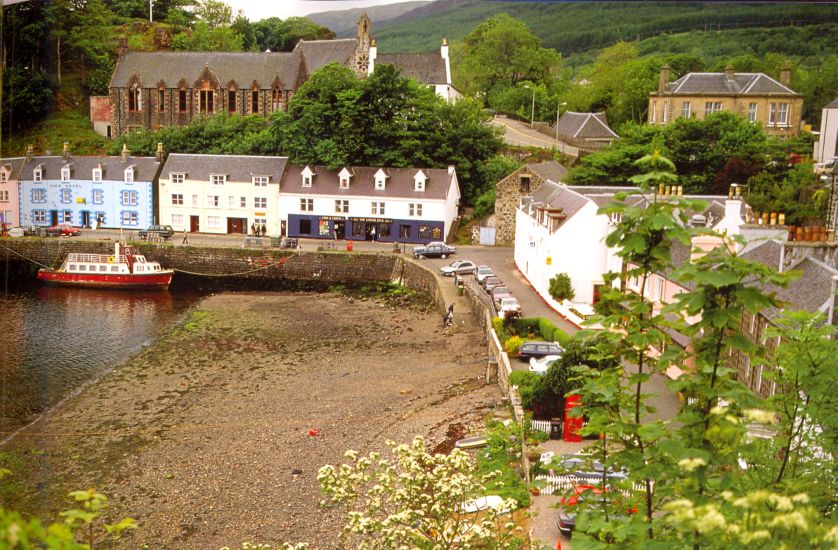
[373, 0, 838, 53]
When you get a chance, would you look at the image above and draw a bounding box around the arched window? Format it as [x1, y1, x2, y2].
[271, 87, 283, 112]
[128, 82, 142, 112]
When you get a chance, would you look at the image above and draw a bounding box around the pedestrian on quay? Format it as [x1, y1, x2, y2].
[251, 222, 256, 236]
[182, 229, 189, 245]
[261, 223, 267, 237]
[370, 226, 376, 242]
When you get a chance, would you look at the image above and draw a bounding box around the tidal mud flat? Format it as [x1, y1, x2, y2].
[2, 290, 501, 548]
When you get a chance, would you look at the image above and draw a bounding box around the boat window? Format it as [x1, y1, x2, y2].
[99, 266, 107, 272]
[78, 265, 86, 271]
[111, 266, 119, 272]
[69, 264, 77, 270]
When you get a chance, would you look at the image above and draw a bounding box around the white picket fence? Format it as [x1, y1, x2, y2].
[530, 419, 551, 434]
[534, 474, 650, 497]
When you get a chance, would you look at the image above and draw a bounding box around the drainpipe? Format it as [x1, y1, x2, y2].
[828, 275, 838, 327]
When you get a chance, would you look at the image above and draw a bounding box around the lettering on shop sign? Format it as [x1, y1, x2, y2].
[350, 217, 393, 223]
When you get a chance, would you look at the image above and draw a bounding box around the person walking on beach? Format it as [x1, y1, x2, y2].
[182, 229, 189, 245]
[443, 303, 454, 327]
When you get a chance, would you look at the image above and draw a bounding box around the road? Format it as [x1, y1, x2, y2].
[490, 116, 579, 158]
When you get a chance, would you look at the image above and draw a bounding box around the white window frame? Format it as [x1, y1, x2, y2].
[662, 100, 669, 123]
[252, 176, 269, 187]
[170, 173, 185, 184]
[172, 193, 183, 205]
[371, 201, 385, 215]
[300, 198, 313, 212]
[207, 215, 221, 227]
[228, 195, 236, 208]
[33, 167, 42, 182]
[777, 103, 789, 126]
[207, 195, 219, 207]
[210, 174, 226, 186]
[704, 101, 722, 116]
[61, 210, 72, 223]
[121, 211, 138, 225]
[122, 190, 138, 206]
[335, 199, 349, 213]
[302, 175, 312, 187]
[339, 177, 349, 189]
[171, 213, 184, 226]
[124, 168, 134, 183]
[682, 101, 691, 119]
[92, 168, 102, 182]
[192, 194, 199, 207]
[254, 197, 267, 209]
[240, 196, 247, 208]
[748, 102, 758, 123]
[0, 171, 7, 183]
[61, 167, 71, 182]
[60, 189, 72, 204]
[33, 210, 47, 223]
[33, 189, 46, 203]
[409, 203, 423, 217]
[0, 190, 9, 203]
[92, 189, 104, 205]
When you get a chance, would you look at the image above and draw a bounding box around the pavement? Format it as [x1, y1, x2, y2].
[489, 116, 579, 158]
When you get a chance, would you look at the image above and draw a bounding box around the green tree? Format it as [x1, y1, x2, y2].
[171, 20, 244, 51]
[194, 0, 232, 29]
[251, 17, 335, 52]
[454, 14, 560, 97]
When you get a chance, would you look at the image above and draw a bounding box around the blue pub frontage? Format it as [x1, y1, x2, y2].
[17, 145, 160, 230]
[279, 165, 459, 244]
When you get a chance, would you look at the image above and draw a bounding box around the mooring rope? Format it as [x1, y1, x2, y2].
[0, 241, 295, 277]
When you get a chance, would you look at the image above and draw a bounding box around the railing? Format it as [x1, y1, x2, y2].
[66, 253, 126, 264]
[468, 278, 498, 317]
[531, 419, 551, 434]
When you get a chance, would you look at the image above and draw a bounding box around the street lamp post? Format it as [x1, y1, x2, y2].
[524, 85, 535, 128]
[555, 100, 567, 144]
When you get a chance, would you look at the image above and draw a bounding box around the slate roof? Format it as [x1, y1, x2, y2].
[282, 165, 454, 201]
[521, 180, 591, 227]
[528, 160, 568, 184]
[666, 72, 798, 96]
[20, 156, 160, 182]
[556, 112, 618, 140]
[161, 154, 289, 183]
[0, 157, 27, 179]
[296, 38, 358, 74]
[376, 53, 447, 84]
[111, 50, 304, 89]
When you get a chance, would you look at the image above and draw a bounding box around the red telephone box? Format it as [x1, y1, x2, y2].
[563, 394, 583, 442]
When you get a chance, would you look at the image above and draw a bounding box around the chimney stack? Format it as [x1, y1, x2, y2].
[658, 64, 670, 93]
[368, 38, 377, 76]
[118, 37, 128, 58]
[156, 142, 164, 163]
[62, 142, 70, 160]
[25, 144, 33, 163]
[780, 64, 791, 86]
[121, 143, 129, 162]
[725, 65, 735, 82]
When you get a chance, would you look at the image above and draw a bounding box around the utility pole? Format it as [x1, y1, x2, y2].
[149, 0, 153, 22]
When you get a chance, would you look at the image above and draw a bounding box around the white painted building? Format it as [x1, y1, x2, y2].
[278, 164, 460, 243]
[368, 39, 462, 103]
[158, 154, 288, 235]
[814, 97, 838, 164]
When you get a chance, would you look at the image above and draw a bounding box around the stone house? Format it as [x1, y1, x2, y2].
[98, 14, 460, 137]
[647, 65, 803, 137]
[493, 160, 568, 245]
[554, 111, 618, 148]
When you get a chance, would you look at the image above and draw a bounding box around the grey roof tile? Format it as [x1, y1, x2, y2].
[282, 165, 454, 201]
[528, 160, 568, 183]
[296, 38, 358, 74]
[0, 157, 27, 179]
[161, 153, 289, 182]
[20, 155, 160, 182]
[376, 53, 446, 84]
[825, 97, 838, 109]
[556, 111, 618, 140]
[524, 181, 591, 227]
[668, 72, 798, 96]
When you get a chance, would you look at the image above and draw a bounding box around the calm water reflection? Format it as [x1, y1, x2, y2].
[0, 284, 199, 437]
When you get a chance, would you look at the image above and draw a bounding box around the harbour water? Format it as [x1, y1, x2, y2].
[0, 283, 200, 438]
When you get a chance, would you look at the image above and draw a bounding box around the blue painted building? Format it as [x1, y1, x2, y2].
[18, 147, 161, 230]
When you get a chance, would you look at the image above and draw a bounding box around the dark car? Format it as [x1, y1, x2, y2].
[516, 341, 564, 361]
[138, 224, 175, 240]
[483, 276, 504, 292]
[413, 243, 456, 259]
[46, 223, 81, 237]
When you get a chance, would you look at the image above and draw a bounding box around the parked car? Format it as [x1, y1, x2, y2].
[483, 276, 504, 292]
[529, 354, 561, 375]
[474, 266, 495, 284]
[413, 242, 456, 259]
[517, 341, 564, 361]
[138, 224, 175, 240]
[491, 286, 511, 305]
[554, 454, 628, 483]
[439, 260, 477, 277]
[46, 223, 81, 237]
[497, 297, 522, 319]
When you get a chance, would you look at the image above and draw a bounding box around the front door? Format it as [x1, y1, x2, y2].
[280, 220, 287, 237]
[81, 211, 90, 228]
[227, 217, 246, 234]
[190, 215, 200, 232]
[50, 210, 59, 226]
[334, 221, 345, 240]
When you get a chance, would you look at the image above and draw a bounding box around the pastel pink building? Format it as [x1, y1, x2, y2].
[0, 157, 26, 228]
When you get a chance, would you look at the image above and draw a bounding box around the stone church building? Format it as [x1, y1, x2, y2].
[95, 15, 458, 137]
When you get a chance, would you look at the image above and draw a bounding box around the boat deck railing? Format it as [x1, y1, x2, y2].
[66, 253, 128, 264]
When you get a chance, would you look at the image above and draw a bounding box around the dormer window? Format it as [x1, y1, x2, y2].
[301, 166, 315, 187]
[61, 166, 71, 182]
[0, 170, 7, 183]
[252, 176, 269, 187]
[124, 167, 134, 183]
[92, 168, 102, 182]
[339, 167, 352, 189]
[211, 174, 226, 186]
[414, 170, 427, 192]
[374, 168, 388, 190]
[33, 167, 42, 181]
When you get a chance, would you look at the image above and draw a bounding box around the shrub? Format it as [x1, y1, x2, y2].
[548, 273, 575, 302]
[504, 335, 524, 355]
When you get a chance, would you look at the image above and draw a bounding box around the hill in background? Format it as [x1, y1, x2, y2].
[307, 1, 430, 37]
[370, 0, 838, 53]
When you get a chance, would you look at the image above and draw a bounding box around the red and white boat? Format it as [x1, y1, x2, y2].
[37, 242, 174, 289]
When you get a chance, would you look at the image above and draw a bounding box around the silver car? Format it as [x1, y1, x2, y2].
[439, 260, 477, 277]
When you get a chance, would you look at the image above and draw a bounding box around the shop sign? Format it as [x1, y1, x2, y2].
[319, 216, 345, 221]
[350, 217, 393, 223]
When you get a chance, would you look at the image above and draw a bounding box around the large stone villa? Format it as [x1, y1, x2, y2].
[90, 14, 459, 138]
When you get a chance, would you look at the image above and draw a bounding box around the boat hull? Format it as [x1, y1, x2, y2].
[37, 269, 174, 290]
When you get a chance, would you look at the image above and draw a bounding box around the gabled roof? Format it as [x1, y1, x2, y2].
[666, 72, 798, 96]
[20, 156, 160, 182]
[295, 38, 358, 75]
[281, 165, 454, 201]
[111, 50, 303, 89]
[555, 112, 618, 140]
[0, 157, 27, 179]
[521, 180, 591, 227]
[528, 160, 568, 183]
[376, 53, 447, 84]
[161, 154, 288, 182]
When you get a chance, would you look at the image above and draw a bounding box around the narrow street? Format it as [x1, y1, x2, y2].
[489, 116, 579, 158]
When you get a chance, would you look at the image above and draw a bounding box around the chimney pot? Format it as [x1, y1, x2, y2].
[62, 142, 70, 160]
[118, 37, 128, 57]
[26, 144, 33, 162]
[780, 64, 791, 86]
[778, 213, 786, 226]
[156, 142, 164, 162]
[121, 143, 129, 162]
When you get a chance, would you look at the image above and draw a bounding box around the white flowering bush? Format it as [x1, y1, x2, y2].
[317, 436, 523, 549]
